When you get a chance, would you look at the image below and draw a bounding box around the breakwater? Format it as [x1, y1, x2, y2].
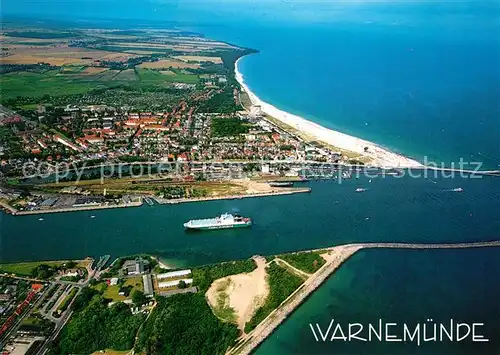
[228, 241, 500, 355]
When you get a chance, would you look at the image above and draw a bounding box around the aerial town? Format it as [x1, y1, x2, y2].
[0, 27, 354, 215]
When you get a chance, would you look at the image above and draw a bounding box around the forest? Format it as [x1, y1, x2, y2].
[135, 293, 239, 355]
[49, 288, 145, 354]
[211, 117, 250, 137]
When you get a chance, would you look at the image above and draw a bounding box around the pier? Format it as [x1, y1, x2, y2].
[227, 240, 500, 355]
[155, 187, 312, 205]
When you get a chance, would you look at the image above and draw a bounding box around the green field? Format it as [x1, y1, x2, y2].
[93, 276, 144, 302]
[0, 67, 199, 100]
[136, 68, 199, 85]
[0, 70, 98, 99]
[0, 260, 65, 276]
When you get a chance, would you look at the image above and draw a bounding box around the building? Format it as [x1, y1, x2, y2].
[122, 258, 149, 275]
[142, 274, 153, 296]
[156, 269, 192, 280]
[158, 278, 193, 289]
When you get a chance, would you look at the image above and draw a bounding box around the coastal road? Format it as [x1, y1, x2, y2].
[228, 240, 500, 355]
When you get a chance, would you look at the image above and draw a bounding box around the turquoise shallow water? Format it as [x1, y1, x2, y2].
[255, 248, 500, 355]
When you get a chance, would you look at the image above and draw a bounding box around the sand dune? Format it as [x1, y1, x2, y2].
[206, 256, 269, 331]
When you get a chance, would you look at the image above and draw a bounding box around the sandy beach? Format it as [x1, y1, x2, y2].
[235, 57, 423, 168]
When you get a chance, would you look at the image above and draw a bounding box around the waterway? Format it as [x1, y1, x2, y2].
[1, 174, 499, 264]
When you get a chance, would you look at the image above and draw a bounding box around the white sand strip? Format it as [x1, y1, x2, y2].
[235, 57, 423, 168]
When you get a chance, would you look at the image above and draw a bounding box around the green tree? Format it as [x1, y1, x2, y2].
[177, 280, 187, 289]
[131, 290, 147, 306]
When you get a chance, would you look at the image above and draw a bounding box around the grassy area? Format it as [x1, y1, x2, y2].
[40, 176, 244, 197]
[4, 31, 77, 39]
[0, 260, 65, 276]
[212, 279, 237, 323]
[279, 251, 326, 274]
[0, 70, 97, 99]
[56, 287, 78, 315]
[99, 276, 144, 302]
[0, 66, 199, 100]
[136, 68, 199, 85]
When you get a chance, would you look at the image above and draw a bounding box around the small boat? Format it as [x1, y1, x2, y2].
[90, 215, 96, 219]
[38, 218, 44, 221]
[355, 188, 366, 193]
[452, 188, 464, 192]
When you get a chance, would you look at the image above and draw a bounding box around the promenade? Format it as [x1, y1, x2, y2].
[228, 240, 500, 355]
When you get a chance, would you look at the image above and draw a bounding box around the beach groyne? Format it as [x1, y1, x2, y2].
[228, 240, 500, 355]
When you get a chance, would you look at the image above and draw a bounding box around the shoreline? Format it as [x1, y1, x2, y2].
[154, 187, 311, 205]
[2, 200, 144, 216]
[1, 188, 311, 216]
[235, 56, 423, 169]
[228, 240, 500, 355]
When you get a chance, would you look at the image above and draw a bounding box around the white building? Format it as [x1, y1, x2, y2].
[157, 269, 192, 280]
[158, 278, 193, 289]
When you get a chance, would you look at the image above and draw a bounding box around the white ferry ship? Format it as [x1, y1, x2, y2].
[183, 213, 252, 230]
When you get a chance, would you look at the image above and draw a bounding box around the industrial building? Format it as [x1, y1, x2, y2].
[142, 274, 154, 296]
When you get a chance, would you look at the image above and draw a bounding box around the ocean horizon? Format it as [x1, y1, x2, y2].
[1, 1, 499, 354]
[3, 2, 499, 169]
[183, 1, 500, 170]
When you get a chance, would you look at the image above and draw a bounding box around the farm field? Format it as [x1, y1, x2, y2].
[0, 26, 244, 102]
[138, 59, 199, 69]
